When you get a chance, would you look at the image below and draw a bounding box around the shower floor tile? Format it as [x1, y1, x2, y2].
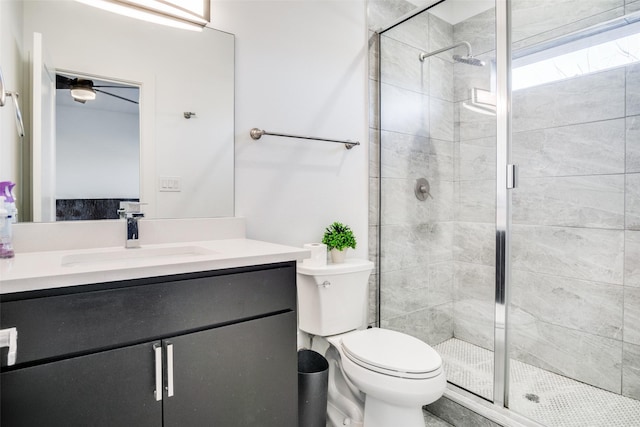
[435, 338, 494, 400]
[435, 338, 640, 427]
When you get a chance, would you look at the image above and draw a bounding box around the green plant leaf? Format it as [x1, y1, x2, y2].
[321, 221, 357, 251]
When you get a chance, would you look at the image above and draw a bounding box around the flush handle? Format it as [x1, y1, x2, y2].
[319, 281, 331, 288]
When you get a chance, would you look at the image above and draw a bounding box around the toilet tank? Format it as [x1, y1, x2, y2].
[297, 259, 374, 336]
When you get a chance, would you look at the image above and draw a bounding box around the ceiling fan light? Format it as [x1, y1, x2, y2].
[71, 86, 96, 101]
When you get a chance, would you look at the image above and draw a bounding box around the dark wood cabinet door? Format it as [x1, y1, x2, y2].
[0, 263, 296, 368]
[163, 312, 298, 427]
[1, 341, 162, 427]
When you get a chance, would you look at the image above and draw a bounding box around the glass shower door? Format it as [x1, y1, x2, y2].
[377, 0, 498, 401]
[508, 0, 640, 424]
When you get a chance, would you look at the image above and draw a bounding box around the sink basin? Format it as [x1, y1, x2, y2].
[61, 246, 216, 267]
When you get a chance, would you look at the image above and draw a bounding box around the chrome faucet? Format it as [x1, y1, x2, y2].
[117, 202, 145, 248]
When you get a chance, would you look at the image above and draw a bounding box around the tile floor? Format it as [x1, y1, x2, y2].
[435, 338, 640, 427]
[423, 409, 454, 426]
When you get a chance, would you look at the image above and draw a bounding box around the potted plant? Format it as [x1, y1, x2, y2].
[322, 221, 357, 264]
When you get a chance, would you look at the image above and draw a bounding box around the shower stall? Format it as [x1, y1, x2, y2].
[372, 0, 640, 425]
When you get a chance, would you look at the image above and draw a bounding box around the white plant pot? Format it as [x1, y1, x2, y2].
[330, 248, 347, 264]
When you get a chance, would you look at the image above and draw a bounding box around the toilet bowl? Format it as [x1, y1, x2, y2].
[297, 259, 446, 427]
[325, 328, 446, 427]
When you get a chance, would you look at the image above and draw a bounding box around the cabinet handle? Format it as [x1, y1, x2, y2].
[167, 343, 174, 397]
[154, 344, 163, 401]
[0, 327, 18, 366]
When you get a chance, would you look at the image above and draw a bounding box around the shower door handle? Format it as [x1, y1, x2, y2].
[507, 164, 517, 189]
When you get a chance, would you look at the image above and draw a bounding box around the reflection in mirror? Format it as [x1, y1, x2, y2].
[0, 0, 234, 223]
[55, 73, 140, 221]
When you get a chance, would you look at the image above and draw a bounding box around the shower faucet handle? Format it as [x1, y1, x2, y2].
[415, 178, 432, 201]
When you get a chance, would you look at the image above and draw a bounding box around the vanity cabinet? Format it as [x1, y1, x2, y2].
[0, 262, 298, 427]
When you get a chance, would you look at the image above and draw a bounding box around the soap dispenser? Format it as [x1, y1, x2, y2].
[0, 206, 14, 258]
[0, 181, 17, 222]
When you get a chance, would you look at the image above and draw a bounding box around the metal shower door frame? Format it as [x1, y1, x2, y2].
[494, 0, 512, 408]
[375, 0, 514, 410]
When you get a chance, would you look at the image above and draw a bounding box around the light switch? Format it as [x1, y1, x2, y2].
[159, 176, 181, 192]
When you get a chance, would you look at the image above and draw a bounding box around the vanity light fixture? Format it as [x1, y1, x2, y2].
[75, 0, 209, 32]
[70, 80, 97, 103]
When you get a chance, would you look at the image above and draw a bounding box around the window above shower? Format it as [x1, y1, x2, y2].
[513, 13, 640, 90]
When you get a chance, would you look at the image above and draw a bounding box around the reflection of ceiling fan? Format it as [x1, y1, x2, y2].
[55, 74, 139, 105]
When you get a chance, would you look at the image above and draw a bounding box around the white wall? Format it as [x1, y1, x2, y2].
[56, 105, 139, 199]
[213, 0, 370, 257]
[0, 1, 24, 195]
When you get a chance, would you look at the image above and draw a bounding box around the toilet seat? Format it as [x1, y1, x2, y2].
[340, 328, 442, 380]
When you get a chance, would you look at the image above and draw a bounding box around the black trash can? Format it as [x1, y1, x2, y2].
[298, 349, 329, 427]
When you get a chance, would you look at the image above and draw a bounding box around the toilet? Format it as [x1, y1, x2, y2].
[297, 258, 446, 427]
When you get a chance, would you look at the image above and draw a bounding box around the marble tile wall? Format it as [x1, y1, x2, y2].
[452, 7, 497, 352]
[625, 1, 640, 399]
[368, 0, 420, 327]
[370, 1, 457, 347]
[368, 0, 424, 327]
[509, 73, 637, 397]
[507, 14, 639, 398]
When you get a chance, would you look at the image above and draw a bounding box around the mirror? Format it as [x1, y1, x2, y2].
[1, 0, 234, 222]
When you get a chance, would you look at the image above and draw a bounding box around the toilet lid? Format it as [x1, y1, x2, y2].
[341, 328, 442, 379]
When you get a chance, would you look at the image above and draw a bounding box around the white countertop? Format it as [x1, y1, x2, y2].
[0, 239, 309, 295]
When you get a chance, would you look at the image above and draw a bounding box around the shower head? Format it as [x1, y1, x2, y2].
[419, 41, 485, 66]
[452, 54, 485, 67]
